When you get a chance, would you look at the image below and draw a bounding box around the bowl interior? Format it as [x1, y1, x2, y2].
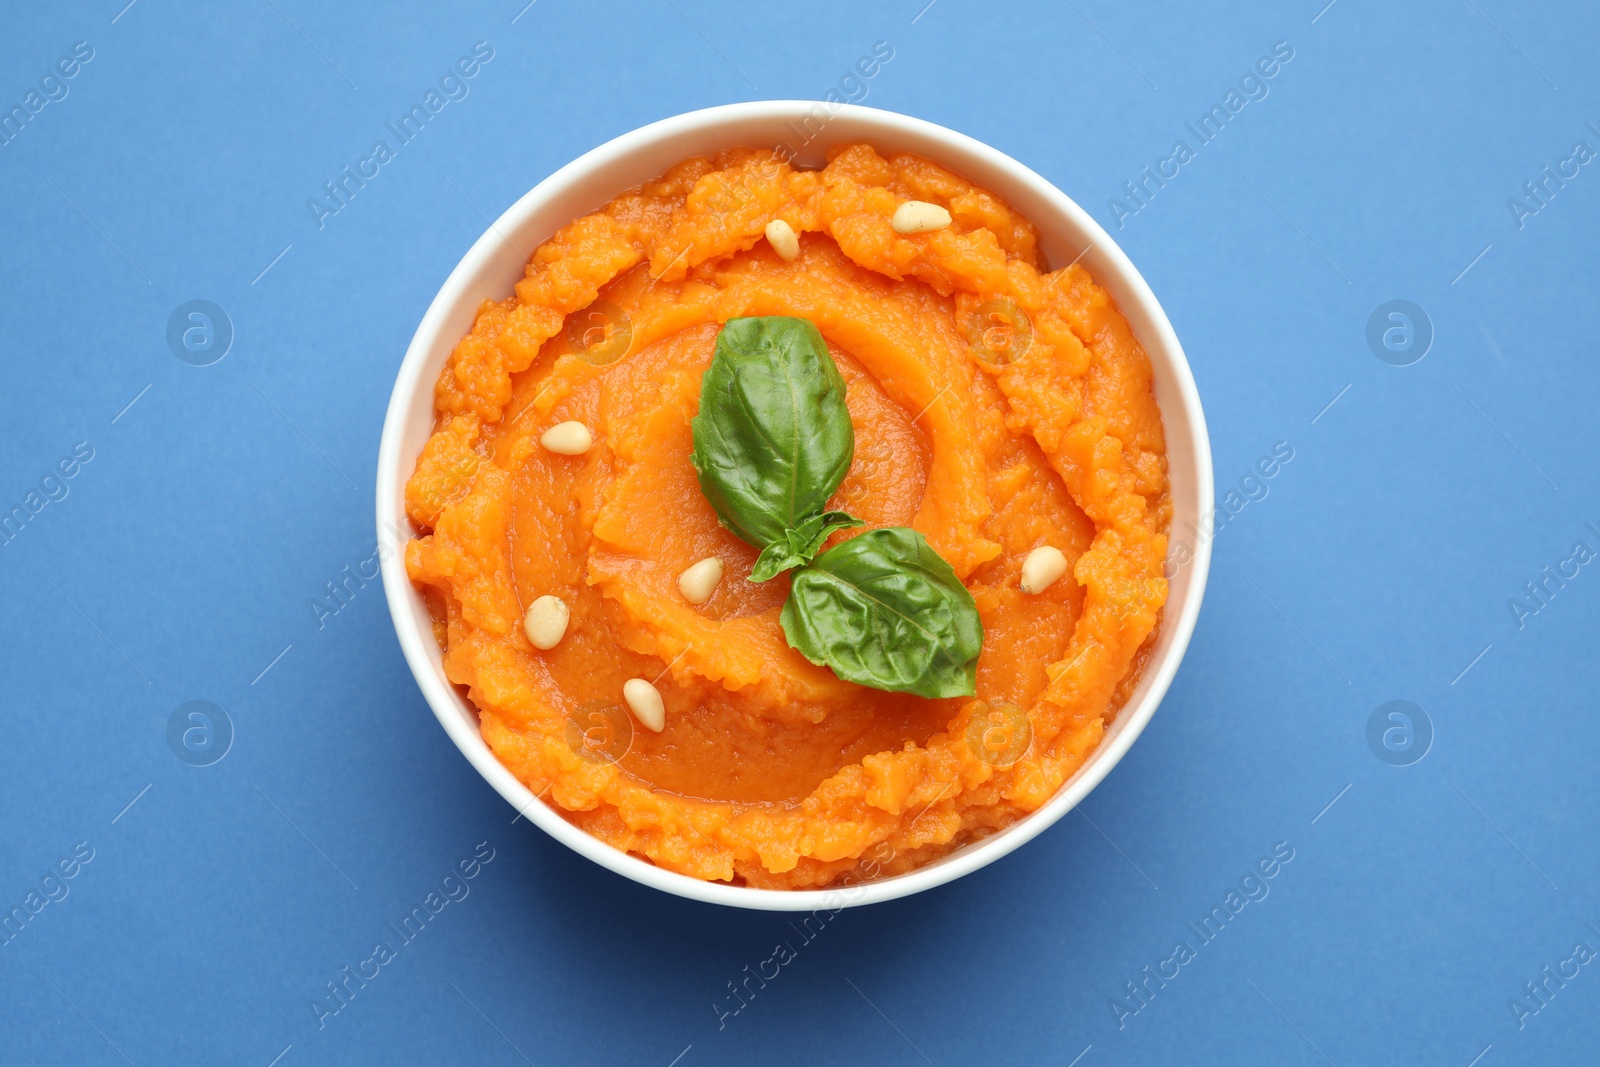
[377, 102, 1212, 911]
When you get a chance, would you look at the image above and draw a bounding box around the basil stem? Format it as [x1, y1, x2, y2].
[750, 510, 864, 582]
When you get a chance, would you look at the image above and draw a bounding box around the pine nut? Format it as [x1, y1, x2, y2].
[523, 595, 570, 649]
[677, 557, 725, 605]
[765, 218, 800, 261]
[1019, 546, 1067, 595]
[623, 678, 665, 732]
[540, 421, 592, 456]
[891, 200, 952, 235]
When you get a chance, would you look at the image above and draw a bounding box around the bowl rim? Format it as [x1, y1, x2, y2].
[376, 100, 1213, 911]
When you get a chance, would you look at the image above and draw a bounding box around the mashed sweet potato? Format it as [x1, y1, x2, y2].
[405, 144, 1169, 888]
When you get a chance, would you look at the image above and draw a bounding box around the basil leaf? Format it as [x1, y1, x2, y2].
[687, 315, 986, 698]
[750, 511, 865, 583]
[690, 316, 855, 550]
[781, 527, 983, 698]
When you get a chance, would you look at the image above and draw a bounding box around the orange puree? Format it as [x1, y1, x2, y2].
[404, 145, 1169, 888]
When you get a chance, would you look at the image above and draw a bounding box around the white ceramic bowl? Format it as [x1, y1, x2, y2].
[377, 102, 1212, 911]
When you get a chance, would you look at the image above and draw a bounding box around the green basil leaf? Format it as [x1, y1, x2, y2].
[781, 527, 983, 698]
[690, 316, 855, 550]
[749, 511, 865, 583]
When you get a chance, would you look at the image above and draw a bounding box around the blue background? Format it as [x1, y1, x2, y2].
[1, 1, 1596, 1064]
